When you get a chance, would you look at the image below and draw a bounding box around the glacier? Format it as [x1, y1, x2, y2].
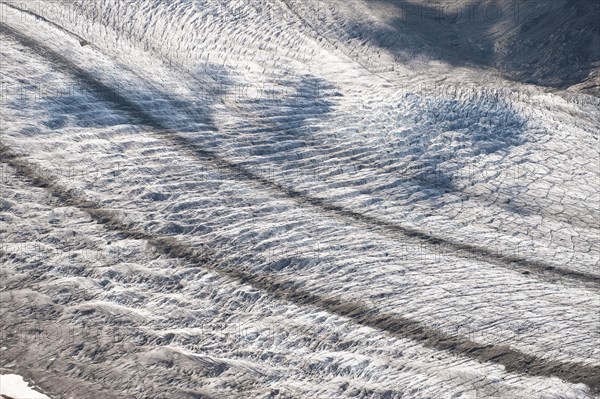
[0, 1, 598, 398]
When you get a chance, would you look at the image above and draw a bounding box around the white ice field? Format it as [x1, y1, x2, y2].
[0, 1, 598, 398]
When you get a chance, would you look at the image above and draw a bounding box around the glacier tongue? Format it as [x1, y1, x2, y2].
[1, 1, 598, 398]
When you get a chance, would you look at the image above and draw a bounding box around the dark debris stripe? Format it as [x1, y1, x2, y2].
[1, 22, 597, 291]
[2, 141, 600, 394]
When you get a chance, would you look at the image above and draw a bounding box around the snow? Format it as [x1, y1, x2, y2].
[0, 375, 51, 399]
